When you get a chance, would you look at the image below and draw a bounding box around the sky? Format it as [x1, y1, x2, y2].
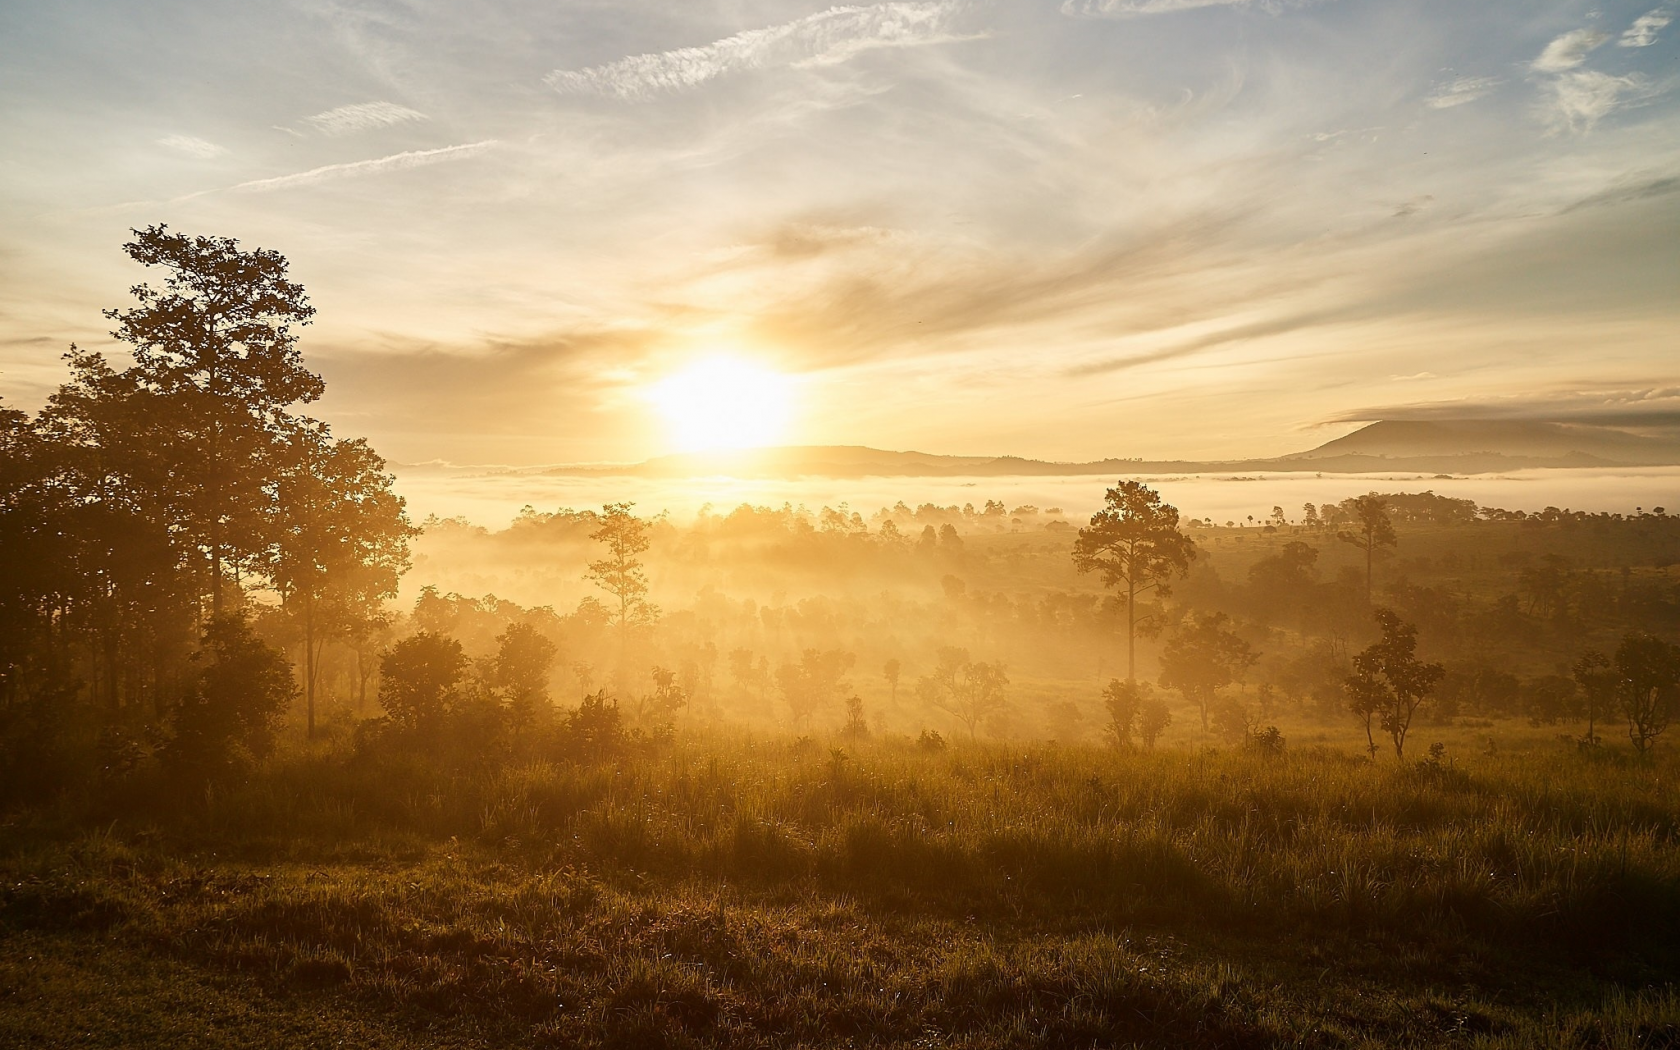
[1, 0, 1677, 467]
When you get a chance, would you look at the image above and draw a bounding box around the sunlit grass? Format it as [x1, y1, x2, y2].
[4, 736, 1678, 1047]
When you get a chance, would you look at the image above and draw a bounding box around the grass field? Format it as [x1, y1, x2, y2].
[5, 727, 1680, 1048]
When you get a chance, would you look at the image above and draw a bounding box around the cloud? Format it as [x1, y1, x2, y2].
[1620, 7, 1673, 47]
[1541, 70, 1647, 133]
[1424, 76, 1499, 110]
[305, 100, 429, 135]
[157, 134, 227, 158]
[229, 141, 497, 193]
[1532, 28, 1609, 72]
[1329, 387, 1680, 428]
[1562, 174, 1680, 212]
[544, 2, 972, 100]
[1061, 0, 1325, 17]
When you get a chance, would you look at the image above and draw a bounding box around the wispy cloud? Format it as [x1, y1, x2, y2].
[545, 2, 973, 101]
[1061, 0, 1326, 17]
[229, 141, 496, 193]
[1532, 28, 1609, 73]
[1424, 76, 1499, 110]
[1620, 7, 1673, 47]
[1541, 71, 1647, 133]
[305, 100, 429, 135]
[1331, 387, 1680, 427]
[157, 134, 227, 158]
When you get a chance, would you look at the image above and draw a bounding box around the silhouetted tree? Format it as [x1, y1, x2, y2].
[379, 632, 467, 741]
[162, 615, 295, 783]
[269, 423, 413, 737]
[103, 225, 323, 616]
[883, 658, 902, 708]
[1102, 677, 1170, 748]
[585, 502, 657, 683]
[1344, 608, 1443, 760]
[492, 622, 558, 732]
[639, 666, 688, 727]
[1074, 480, 1198, 680]
[1572, 649, 1616, 746]
[1158, 612, 1256, 732]
[1338, 495, 1397, 604]
[916, 646, 1009, 740]
[777, 649, 855, 731]
[1614, 633, 1680, 754]
[843, 695, 869, 741]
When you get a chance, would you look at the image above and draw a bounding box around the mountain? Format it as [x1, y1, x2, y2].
[519, 420, 1680, 479]
[1288, 420, 1680, 466]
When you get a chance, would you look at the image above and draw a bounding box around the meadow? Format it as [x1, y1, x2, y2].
[5, 726, 1680, 1049]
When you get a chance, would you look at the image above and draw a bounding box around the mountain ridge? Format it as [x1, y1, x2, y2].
[459, 419, 1680, 479]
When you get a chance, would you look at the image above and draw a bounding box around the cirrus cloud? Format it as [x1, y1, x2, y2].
[305, 101, 429, 135]
[1620, 7, 1673, 47]
[544, 1, 975, 101]
[1061, 0, 1327, 16]
[156, 134, 227, 158]
[1532, 28, 1609, 72]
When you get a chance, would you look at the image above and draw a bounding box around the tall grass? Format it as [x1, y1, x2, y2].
[4, 736, 1679, 1047]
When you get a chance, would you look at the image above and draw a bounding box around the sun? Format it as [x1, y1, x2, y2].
[650, 357, 795, 453]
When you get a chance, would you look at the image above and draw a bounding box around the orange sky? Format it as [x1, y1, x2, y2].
[2, 0, 1677, 466]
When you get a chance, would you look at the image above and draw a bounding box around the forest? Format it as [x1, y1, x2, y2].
[4, 231, 1680, 1048]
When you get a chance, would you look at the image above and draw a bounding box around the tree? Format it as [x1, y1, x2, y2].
[162, 615, 296, 782]
[103, 225, 323, 615]
[639, 666, 688, 727]
[1337, 495, 1397, 604]
[1158, 612, 1256, 732]
[585, 503, 658, 681]
[777, 649, 855, 731]
[916, 646, 1009, 740]
[1613, 633, 1680, 755]
[378, 632, 467, 740]
[492, 622, 558, 731]
[1247, 541, 1319, 623]
[843, 695, 869, 741]
[1344, 609, 1444, 760]
[1572, 649, 1616, 746]
[1073, 480, 1198, 680]
[883, 658, 902, 707]
[269, 423, 413, 737]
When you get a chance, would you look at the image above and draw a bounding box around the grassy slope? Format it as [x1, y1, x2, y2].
[5, 737, 1680, 1048]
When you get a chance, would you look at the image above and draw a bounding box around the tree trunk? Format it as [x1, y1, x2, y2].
[1126, 576, 1136, 682]
[304, 594, 316, 739]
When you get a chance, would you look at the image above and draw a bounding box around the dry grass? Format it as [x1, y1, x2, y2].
[4, 735, 1679, 1047]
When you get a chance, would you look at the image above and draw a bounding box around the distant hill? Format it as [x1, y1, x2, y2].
[1288, 420, 1680, 466]
[520, 420, 1680, 479]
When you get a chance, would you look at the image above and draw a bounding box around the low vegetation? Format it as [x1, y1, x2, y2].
[6, 733, 1680, 1048]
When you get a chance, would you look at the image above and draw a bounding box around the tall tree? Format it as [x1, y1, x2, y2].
[1344, 608, 1443, 760]
[1337, 495, 1397, 605]
[584, 502, 658, 684]
[1073, 480, 1198, 681]
[1572, 649, 1616, 746]
[104, 225, 322, 615]
[269, 424, 413, 737]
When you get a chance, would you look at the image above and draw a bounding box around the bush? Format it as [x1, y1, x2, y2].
[160, 615, 296, 785]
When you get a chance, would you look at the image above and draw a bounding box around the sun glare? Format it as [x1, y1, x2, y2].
[650, 357, 794, 453]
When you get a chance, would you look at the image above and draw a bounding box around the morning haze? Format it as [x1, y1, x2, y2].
[2, 2, 1679, 1047]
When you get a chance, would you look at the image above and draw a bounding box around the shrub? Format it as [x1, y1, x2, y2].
[161, 615, 296, 785]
